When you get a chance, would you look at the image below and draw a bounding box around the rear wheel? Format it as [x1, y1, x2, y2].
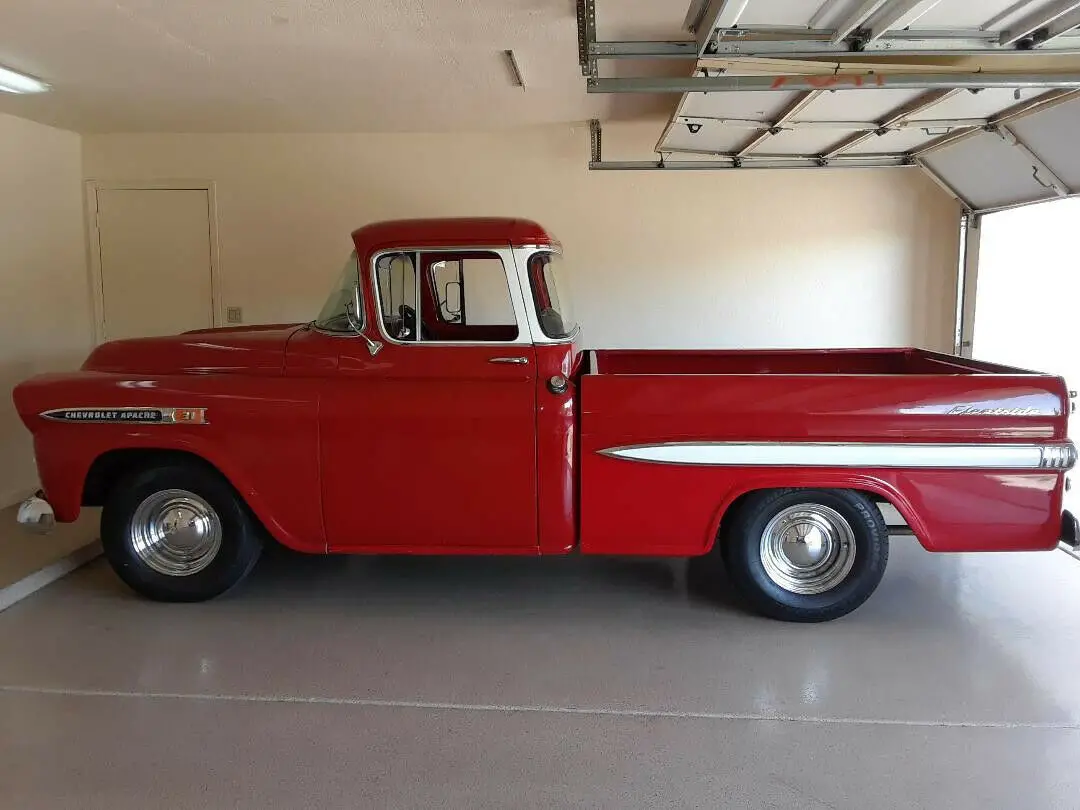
[721, 488, 888, 622]
[101, 463, 262, 602]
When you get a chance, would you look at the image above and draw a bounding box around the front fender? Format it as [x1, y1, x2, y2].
[35, 431, 325, 553]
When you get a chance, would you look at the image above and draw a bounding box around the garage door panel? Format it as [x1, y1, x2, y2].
[754, 127, 855, 156]
[843, 128, 938, 155]
[898, 0, 1045, 28]
[678, 90, 802, 122]
[662, 121, 748, 154]
[736, 0, 823, 28]
[922, 132, 1059, 211]
[1009, 99, 1080, 191]
[905, 88, 1048, 122]
[794, 89, 926, 123]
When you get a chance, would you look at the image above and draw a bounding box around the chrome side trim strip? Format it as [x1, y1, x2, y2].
[597, 441, 1077, 470]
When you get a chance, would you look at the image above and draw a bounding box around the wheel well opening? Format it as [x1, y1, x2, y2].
[82, 449, 224, 507]
[715, 487, 911, 545]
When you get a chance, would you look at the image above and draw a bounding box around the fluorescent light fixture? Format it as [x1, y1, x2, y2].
[0, 65, 50, 94]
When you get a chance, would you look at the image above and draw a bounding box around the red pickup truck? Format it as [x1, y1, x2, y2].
[13, 217, 1079, 622]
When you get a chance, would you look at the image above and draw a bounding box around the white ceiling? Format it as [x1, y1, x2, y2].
[0, 0, 681, 133]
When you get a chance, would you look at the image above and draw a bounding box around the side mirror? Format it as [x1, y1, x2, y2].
[443, 279, 463, 322]
[346, 288, 383, 357]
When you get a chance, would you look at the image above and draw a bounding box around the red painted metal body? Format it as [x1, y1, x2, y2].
[580, 350, 1068, 554]
[11, 218, 1075, 560]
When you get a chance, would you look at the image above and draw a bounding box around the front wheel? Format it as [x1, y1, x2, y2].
[101, 463, 263, 602]
[721, 489, 889, 622]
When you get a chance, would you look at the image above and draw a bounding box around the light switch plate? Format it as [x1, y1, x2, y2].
[226, 307, 243, 324]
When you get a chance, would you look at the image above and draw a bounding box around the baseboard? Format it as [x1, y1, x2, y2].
[0, 540, 103, 612]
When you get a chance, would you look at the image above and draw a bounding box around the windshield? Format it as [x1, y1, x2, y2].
[314, 252, 360, 333]
[527, 251, 577, 340]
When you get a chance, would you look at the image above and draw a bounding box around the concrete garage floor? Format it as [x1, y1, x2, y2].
[1, 540, 1080, 809]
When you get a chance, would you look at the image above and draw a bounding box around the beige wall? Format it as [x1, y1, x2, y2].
[0, 113, 92, 507]
[83, 122, 962, 353]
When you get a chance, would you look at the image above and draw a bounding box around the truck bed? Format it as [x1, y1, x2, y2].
[578, 346, 1071, 558]
[589, 347, 1032, 376]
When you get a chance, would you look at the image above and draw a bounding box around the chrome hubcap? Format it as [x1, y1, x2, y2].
[130, 489, 222, 577]
[760, 504, 856, 595]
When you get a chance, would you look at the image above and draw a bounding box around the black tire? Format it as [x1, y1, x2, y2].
[721, 488, 888, 622]
[101, 462, 263, 602]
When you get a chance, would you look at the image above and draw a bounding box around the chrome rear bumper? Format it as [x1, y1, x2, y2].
[16, 492, 55, 534]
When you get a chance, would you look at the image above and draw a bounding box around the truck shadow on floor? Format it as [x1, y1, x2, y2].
[236, 544, 751, 616]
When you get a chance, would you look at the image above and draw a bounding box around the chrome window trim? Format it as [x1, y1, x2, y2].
[512, 246, 579, 346]
[598, 441, 1078, 471]
[312, 251, 365, 338]
[369, 246, 532, 347]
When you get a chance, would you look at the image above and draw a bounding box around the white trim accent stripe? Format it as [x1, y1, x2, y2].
[598, 442, 1077, 470]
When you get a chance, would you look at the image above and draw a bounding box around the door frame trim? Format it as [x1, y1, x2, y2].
[956, 212, 982, 359]
[84, 179, 222, 344]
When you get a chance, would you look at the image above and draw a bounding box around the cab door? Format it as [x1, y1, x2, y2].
[320, 247, 540, 552]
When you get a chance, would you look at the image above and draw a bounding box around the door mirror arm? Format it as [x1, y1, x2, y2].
[346, 289, 383, 357]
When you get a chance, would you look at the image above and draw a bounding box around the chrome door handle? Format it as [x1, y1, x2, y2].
[489, 357, 529, 365]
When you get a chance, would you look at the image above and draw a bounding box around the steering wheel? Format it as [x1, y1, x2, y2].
[397, 304, 429, 341]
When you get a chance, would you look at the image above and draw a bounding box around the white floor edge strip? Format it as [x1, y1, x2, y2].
[0, 541, 102, 612]
[2, 683, 1078, 730]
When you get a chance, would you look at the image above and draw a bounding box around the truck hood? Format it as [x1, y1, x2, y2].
[82, 324, 303, 376]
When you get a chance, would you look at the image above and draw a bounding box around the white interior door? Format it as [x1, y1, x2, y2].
[94, 188, 214, 341]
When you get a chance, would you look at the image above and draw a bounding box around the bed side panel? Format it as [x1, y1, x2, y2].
[579, 373, 1069, 555]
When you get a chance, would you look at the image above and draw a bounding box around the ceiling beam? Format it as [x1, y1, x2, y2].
[1000, 0, 1080, 45]
[830, 0, 893, 43]
[590, 41, 700, 58]
[588, 73, 1080, 94]
[823, 88, 959, 158]
[696, 32, 1080, 56]
[692, 0, 752, 55]
[736, 90, 820, 157]
[867, 0, 944, 41]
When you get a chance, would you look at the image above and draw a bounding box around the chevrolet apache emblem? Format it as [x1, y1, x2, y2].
[41, 407, 208, 425]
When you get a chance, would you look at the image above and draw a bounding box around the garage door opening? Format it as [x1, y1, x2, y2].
[971, 197, 1080, 513]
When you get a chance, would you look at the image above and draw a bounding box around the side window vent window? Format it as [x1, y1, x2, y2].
[376, 250, 519, 343]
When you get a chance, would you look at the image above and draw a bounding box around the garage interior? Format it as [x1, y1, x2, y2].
[2, 0, 1080, 806]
